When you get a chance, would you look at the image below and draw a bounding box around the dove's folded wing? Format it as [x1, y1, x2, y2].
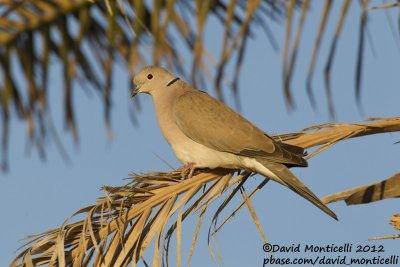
[173, 90, 307, 167]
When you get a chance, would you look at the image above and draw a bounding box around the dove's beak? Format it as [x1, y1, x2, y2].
[131, 83, 141, 98]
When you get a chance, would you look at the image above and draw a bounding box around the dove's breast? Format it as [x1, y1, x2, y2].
[171, 137, 240, 169]
[152, 92, 242, 169]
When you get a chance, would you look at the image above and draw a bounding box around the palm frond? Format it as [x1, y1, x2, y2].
[11, 116, 400, 266]
[275, 116, 400, 159]
[370, 1, 400, 10]
[322, 173, 400, 205]
[1, 1, 399, 170]
[324, 0, 351, 118]
[368, 214, 400, 241]
[391, 214, 400, 231]
[306, 0, 333, 110]
[322, 169, 400, 242]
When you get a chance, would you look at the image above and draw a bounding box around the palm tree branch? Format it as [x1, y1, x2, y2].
[2, 1, 397, 171]
[10, 116, 400, 266]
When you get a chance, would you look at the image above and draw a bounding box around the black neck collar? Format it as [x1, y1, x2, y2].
[166, 77, 180, 87]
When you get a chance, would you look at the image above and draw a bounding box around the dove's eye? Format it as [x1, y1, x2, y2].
[147, 74, 153, 80]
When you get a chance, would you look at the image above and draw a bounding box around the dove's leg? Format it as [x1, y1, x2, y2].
[178, 163, 196, 180]
[187, 163, 196, 179]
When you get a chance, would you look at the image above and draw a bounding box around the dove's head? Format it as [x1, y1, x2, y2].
[131, 66, 179, 97]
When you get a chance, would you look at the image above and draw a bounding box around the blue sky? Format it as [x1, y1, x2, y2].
[1, 2, 399, 266]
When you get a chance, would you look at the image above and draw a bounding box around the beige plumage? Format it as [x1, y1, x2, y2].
[132, 66, 337, 220]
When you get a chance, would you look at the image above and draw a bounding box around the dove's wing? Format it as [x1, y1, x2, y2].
[173, 90, 307, 167]
[173, 90, 337, 220]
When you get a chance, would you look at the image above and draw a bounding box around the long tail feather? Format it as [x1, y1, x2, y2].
[257, 160, 338, 220]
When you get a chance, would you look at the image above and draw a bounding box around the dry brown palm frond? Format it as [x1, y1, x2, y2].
[11, 116, 400, 266]
[321, 170, 400, 241]
[370, 2, 400, 10]
[1, 0, 399, 170]
[391, 214, 400, 231]
[275, 116, 400, 159]
[10, 169, 241, 266]
[323, 0, 351, 118]
[368, 214, 400, 241]
[322, 173, 400, 205]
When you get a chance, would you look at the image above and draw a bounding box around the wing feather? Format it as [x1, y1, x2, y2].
[173, 91, 307, 167]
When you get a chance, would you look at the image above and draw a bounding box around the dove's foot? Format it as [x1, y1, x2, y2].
[178, 163, 196, 180]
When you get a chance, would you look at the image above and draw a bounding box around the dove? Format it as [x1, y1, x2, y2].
[132, 66, 337, 220]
